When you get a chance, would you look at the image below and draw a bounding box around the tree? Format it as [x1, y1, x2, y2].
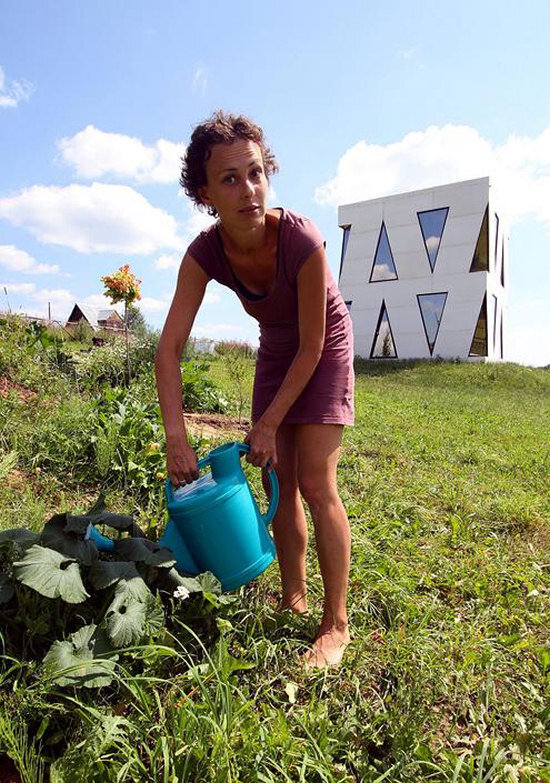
[126, 303, 148, 337]
[100, 265, 142, 383]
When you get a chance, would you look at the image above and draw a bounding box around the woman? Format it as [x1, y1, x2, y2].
[155, 111, 354, 667]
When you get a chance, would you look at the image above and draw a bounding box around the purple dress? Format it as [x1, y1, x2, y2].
[187, 208, 354, 425]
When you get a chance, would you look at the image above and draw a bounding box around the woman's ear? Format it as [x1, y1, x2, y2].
[198, 186, 212, 207]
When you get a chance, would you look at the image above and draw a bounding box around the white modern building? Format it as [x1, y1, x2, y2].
[338, 177, 508, 361]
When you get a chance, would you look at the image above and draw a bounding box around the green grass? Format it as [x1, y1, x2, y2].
[0, 358, 549, 781]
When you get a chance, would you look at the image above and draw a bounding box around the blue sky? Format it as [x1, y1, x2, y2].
[1, 0, 549, 365]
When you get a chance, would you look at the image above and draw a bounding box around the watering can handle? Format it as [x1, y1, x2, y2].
[236, 442, 279, 526]
[195, 442, 279, 526]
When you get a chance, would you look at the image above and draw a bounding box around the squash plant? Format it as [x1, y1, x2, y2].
[0, 495, 233, 688]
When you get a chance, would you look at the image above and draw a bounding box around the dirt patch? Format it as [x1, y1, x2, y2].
[0, 376, 37, 403]
[183, 412, 250, 439]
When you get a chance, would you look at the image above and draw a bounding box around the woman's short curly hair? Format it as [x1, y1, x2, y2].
[180, 110, 279, 217]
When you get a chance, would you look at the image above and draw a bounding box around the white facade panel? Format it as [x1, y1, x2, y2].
[338, 177, 508, 361]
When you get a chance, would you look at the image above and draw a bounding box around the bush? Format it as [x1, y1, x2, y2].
[69, 341, 128, 390]
[214, 340, 257, 359]
[0, 315, 69, 395]
[180, 359, 228, 413]
[6, 394, 96, 482]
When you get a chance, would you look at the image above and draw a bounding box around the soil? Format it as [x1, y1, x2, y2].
[183, 411, 250, 439]
[0, 376, 37, 403]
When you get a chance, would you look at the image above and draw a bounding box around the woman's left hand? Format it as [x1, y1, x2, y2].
[244, 419, 278, 468]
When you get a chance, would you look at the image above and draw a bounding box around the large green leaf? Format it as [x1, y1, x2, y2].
[13, 545, 89, 603]
[43, 623, 118, 687]
[0, 528, 40, 548]
[114, 538, 176, 568]
[162, 568, 203, 593]
[0, 572, 15, 604]
[104, 577, 164, 646]
[197, 571, 222, 595]
[66, 512, 140, 535]
[41, 514, 98, 565]
[65, 494, 145, 537]
[88, 560, 140, 589]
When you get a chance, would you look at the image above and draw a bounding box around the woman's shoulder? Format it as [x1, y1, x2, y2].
[278, 207, 318, 232]
[277, 208, 325, 276]
[278, 207, 324, 247]
[187, 220, 219, 258]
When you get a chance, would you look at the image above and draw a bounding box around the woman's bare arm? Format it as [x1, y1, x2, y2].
[155, 252, 209, 484]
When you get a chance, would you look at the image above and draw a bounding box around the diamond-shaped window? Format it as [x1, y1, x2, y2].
[369, 222, 398, 282]
[417, 293, 448, 355]
[370, 300, 397, 358]
[339, 225, 351, 281]
[469, 294, 488, 356]
[470, 207, 489, 272]
[417, 208, 449, 272]
[494, 213, 499, 267]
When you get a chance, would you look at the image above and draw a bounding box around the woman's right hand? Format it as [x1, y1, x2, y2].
[166, 436, 200, 487]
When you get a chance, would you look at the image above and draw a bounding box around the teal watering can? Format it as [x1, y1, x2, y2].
[88, 442, 279, 592]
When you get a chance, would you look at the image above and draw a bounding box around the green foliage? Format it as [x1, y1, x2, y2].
[216, 345, 254, 421]
[2, 393, 96, 480]
[70, 340, 128, 389]
[0, 314, 68, 393]
[69, 318, 95, 345]
[214, 339, 257, 359]
[92, 384, 167, 491]
[1, 359, 549, 780]
[180, 358, 229, 413]
[0, 495, 231, 693]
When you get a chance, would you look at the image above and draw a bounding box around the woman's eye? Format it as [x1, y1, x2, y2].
[223, 175, 236, 184]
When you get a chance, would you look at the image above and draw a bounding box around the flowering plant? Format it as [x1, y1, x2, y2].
[100, 264, 142, 383]
[101, 264, 141, 306]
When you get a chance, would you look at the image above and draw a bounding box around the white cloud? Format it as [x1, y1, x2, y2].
[506, 326, 550, 367]
[82, 293, 123, 315]
[0, 66, 34, 108]
[398, 46, 420, 61]
[182, 207, 216, 240]
[0, 182, 181, 254]
[0, 245, 59, 274]
[192, 322, 247, 338]
[155, 253, 181, 271]
[192, 62, 208, 93]
[154, 206, 215, 272]
[29, 287, 74, 306]
[138, 296, 170, 314]
[204, 289, 221, 304]
[57, 125, 184, 183]
[314, 124, 550, 231]
[1, 282, 36, 295]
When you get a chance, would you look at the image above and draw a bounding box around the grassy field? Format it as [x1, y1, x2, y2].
[0, 348, 549, 782]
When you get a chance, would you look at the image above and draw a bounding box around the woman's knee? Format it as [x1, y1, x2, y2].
[297, 473, 339, 514]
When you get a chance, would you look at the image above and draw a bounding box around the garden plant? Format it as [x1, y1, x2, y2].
[0, 314, 549, 782]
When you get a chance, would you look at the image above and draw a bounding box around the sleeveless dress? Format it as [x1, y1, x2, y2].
[187, 208, 354, 425]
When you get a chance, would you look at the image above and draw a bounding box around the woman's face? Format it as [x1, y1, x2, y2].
[200, 139, 268, 226]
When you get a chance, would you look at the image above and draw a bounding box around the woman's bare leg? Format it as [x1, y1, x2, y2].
[266, 424, 308, 613]
[296, 424, 351, 666]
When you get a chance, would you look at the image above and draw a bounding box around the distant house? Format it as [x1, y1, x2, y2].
[66, 303, 125, 332]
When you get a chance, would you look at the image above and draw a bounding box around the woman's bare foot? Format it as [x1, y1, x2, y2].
[279, 592, 308, 614]
[302, 626, 350, 669]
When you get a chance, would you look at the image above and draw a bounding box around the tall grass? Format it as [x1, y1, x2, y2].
[0, 358, 549, 780]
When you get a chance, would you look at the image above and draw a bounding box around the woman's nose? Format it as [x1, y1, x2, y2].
[242, 178, 255, 196]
